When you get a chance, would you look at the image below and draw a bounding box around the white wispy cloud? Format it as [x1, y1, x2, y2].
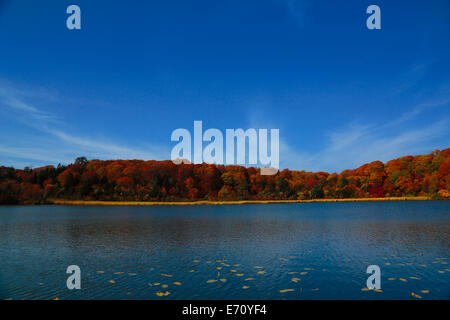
[0, 87, 58, 123]
[0, 83, 168, 168]
[244, 93, 449, 173]
[285, 0, 308, 28]
[47, 129, 167, 161]
[280, 100, 450, 173]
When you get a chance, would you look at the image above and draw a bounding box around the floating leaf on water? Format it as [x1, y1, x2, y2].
[156, 291, 170, 297]
[222, 263, 230, 267]
[219, 278, 227, 283]
[374, 289, 382, 293]
[253, 266, 263, 269]
[236, 273, 244, 277]
[207, 279, 218, 283]
[217, 267, 222, 270]
[419, 264, 427, 267]
[173, 281, 182, 286]
[399, 278, 407, 282]
[244, 278, 254, 281]
[231, 270, 237, 273]
[361, 288, 370, 291]
[304, 268, 313, 270]
[114, 272, 124, 275]
[234, 264, 241, 267]
[438, 270, 445, 274]
[126, 292, 132, 295]
[109, 280, 115, 284]
[397, 263, 405, 266]
[193, 260, 199, 263]
[409, 277, 420, 280]
[385, 263, 391, 266]
[153, 283, 160, 286]
[420, 290, 429, 294]
[280, 258, 288, 261]
[96, 271, 104, 274]
[206, 261, 212, 264]
[189, 270, 195, 273]
[257, 271, 266, 274]
[279, 289, 294, 293]
[161, 274, 173, 277]
[53, 297, 59, 300]
[161, 284, 168, 288]
[242, 286, 249, 289]
[288, 272, 298, 274]
[128, 273, 137, 276]
[291, 278, 301, 283]
[388, 278, 396, 281]
[411, 292, 422, 299]
[300, 272, 308, 275]
[137, 266, 143, 269]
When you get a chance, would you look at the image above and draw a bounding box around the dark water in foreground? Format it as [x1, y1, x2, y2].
[0, 201, 449, 300]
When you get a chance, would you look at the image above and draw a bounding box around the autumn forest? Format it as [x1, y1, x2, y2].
[0, 149, 449, 204]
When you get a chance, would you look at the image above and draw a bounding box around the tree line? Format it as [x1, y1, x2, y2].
[0, 149, 449, 204]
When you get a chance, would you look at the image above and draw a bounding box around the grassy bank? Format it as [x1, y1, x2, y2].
[48, 196, 431, 206]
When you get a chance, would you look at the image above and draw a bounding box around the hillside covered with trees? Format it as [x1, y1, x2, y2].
[0, 149, 449, 204]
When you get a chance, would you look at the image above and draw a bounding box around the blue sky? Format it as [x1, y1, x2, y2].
[0, 0, 449, 172]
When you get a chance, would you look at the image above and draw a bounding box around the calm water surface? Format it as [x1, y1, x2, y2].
[0, 201, 449, 300]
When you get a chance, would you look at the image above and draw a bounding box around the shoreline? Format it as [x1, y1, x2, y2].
[48, 196, 433, 206]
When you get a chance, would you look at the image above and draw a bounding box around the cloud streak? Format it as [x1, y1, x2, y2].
[1, 80, 448, 172]
[285, 0, 308, 28]
[280, 99, 450, 173]
[0, 83, 168, 168]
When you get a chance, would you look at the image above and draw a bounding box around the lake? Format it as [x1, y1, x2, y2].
[0, 201, 449, 300]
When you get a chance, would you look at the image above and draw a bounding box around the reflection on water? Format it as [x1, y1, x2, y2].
[0, 201, 449, 299]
